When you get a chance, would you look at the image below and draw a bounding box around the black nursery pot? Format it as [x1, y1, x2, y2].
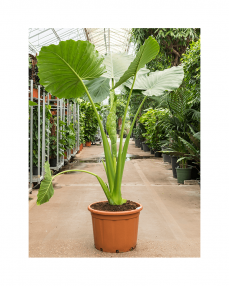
[140, 141, 143, 150]
[150, 149, 154, 154]
[188, 160, 200, 180]
[135, 139, 141, 148]
[33, 166, 42, 175]
[154, 151, 162, 157]
[162, 147, 171, 163]
[49, 158, 57, 167]
[142, 142, 150, 152]
[171, 156, 179, 178]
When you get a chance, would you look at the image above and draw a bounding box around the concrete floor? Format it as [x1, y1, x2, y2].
[29, 140, 200, 257]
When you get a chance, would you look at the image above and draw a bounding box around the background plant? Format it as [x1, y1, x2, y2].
[49, 117, 65, 159]
[131, 28, 200, 68]
[84, 101, 100, 142]
[139, 108, 169, 150]
[29, 105, 51, 167]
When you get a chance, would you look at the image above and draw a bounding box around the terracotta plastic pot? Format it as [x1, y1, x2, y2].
[86, 141, 91, 147]
[64, 151, 67, 159]
[32, 89, 51, 102]
[33, 88, 38, 98]
[88, 201, 143, 253]
[80, 143, 83, 151]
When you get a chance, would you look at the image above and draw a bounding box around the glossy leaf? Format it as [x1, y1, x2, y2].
[102, 53, 134, 83]
[37, 161, 54, 205]
[37, 40, 106, 99]
[113, 36, 160, 89]
[83, 77, 110, 103]
[125, 66, 184, 96]
[37, 161, 116, 205]
[29, 100, 38, 106]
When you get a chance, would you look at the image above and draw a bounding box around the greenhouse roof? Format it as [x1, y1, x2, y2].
[29, 28, 135, 56]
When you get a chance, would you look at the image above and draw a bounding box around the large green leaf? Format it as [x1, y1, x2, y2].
[102, 53, 134, 83]
[125, 66, 184, 96]
[118, 67, 150, 93]
[83, 77, 110, 103]
[113, 36, 160, 89]
[29, 100, 38, 106]
[37, 161, 54, 205]
[37, 40, 106, 99]
[36, 161, 117, 205]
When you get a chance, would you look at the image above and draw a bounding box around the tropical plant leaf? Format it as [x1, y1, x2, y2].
[193, 131, 200, 141]
[102, 53, 134, 83]
[37, 161, 54, 205]
[82, 77, 110, 103]
[177, 156, 193, 163]
[36, 161, 117, 205]
[113, 36, 160, 89]
[179, 136, 198, 156]
[29, 100, 38, 106]
[37, 40, 106, 99]
[125, 66, 184, 97]
[123, 67, 150, 90]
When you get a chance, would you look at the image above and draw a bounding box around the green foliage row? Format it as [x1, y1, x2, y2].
[139, 108, 169, 150]
[79, 100, 100, 144]
[132, 37, 200, 170]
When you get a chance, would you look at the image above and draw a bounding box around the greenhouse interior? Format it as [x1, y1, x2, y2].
[28, 28, 201, 258]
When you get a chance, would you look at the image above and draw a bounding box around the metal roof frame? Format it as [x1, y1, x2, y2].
[28, 28, 134, 56]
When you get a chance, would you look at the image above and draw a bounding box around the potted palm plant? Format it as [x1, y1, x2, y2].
[36, 37, 184, 252]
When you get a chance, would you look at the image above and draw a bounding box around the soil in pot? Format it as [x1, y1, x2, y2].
[171, 156, 179, 178]
[49, 158, 57, 167]
[142, 142, 150, 152]
[91, 200, 138, 212]
[176, 167, 192, 184]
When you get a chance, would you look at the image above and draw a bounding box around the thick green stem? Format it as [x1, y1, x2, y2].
[80, 79, 115, 193]
[119, 74, 137, 153]
[52, 169, 115, 205]
[118, 96, 147, 188]
[112, 74, 137, 204]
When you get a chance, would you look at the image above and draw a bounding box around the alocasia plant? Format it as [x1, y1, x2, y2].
[36, 37, 184, 206]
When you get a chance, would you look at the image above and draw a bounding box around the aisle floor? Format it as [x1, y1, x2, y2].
[29, 140, 200, 257]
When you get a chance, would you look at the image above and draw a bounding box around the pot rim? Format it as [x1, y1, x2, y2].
[88, 201, 143, 216]
[176, 167, 192, 170]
